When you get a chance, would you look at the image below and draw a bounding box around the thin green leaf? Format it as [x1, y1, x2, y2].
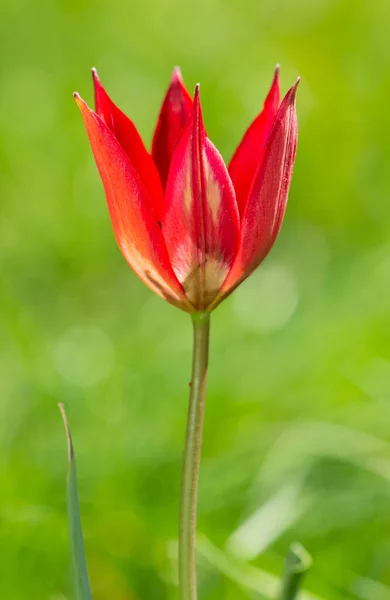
[59, 403, 93, 600]
[198, 536, 322, 600]
[279, 543, 312, 600]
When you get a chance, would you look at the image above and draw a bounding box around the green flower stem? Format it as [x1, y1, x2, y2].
[179, 312, 211, 600]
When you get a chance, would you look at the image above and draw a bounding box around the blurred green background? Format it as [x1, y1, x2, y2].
[1, 0, 390, 598]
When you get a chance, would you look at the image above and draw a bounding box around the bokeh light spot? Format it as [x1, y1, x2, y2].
[233, 263, 299, 332]
[54, 325, 115, 387]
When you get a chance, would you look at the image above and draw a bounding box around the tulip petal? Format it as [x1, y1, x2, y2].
[92, 68, 164, 218]
[74, 93, 192, 311]
[212, 79, 299, 306]
[162, 86, 240, 310]
[228, 66, 280, 216]
[152, 67, 193, 189]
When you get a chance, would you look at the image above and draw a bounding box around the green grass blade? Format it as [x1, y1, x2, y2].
[198, 536, 322, 600]
[59, 403, 93, 600]
[279, 543, 312, 600]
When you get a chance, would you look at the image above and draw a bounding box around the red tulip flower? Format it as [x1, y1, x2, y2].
[74, 67, 299, 313]
[72, 66, 301, 600]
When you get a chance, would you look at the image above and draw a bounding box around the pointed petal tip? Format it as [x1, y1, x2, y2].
[192, 84, 201, 121]
[91, 68, 102, 94]
[272, 64, 280, 86]
[291, 77, 300, 101]
[73, 92, 83, 108]
[171, 66, 183, 82]
[286, 77, 300, 106]
[193, 84, 201, 113]
[73, 92, 88, 113]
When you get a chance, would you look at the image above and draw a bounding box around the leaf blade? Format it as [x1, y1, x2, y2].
[279, 542, 312, 600]
[59, 403, 93, 600]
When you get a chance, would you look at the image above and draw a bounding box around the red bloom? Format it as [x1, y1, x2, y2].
[74, 66, 299, 312]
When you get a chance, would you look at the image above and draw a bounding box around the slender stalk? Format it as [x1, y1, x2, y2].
[179, 312, 211, 600]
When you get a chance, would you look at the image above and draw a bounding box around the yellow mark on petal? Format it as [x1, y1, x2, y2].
[181, 255, 229, 310]
[205, 256, 229, 298]
[184, 162, 193, 215]
[171, 240, 197, 285]
[204, 158, 221, 224]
